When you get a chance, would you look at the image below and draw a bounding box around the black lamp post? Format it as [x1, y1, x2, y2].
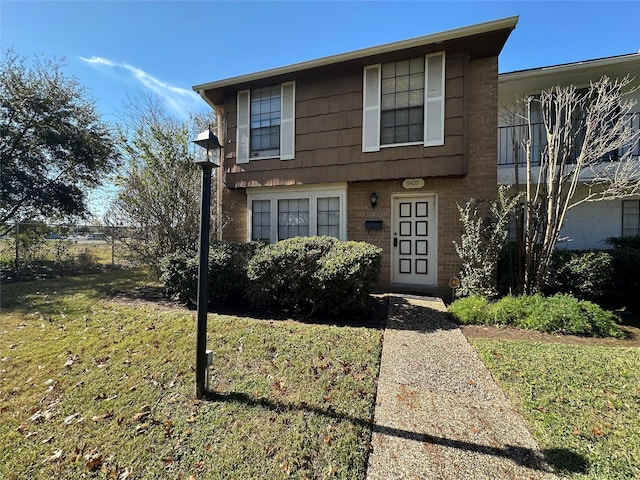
[192, 126, 222, 399]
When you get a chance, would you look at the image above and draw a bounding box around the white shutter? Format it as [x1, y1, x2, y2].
[280, 81, 295, 160]
[362, 64, 381, 152]
[424, 52, 445, 147]
[236, 89, 250, 164]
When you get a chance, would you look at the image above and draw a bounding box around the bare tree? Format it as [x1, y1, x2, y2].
[508, 76, 640, 294]
[107, 94, 220, 269]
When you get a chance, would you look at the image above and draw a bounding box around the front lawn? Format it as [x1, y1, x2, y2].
[471, 338, 640, 479]
[0, 270, 383, 479]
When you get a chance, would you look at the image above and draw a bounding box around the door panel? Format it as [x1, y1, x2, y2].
[392, 195, 436, 286]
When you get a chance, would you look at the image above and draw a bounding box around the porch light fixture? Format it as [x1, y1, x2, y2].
[192, 125, 222, 399]
[370, 192, 378, 209]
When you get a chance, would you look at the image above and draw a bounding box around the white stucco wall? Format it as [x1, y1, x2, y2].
[556, 199, 621, 250]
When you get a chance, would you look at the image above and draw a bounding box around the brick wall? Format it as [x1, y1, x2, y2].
[219, 56, 498, 296]
[220, 188, 247, 242]
[348, 57, 498, 296]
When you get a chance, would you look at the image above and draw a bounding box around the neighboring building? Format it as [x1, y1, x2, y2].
[498, 53, 640, 250]
[193, 17, 518, 296]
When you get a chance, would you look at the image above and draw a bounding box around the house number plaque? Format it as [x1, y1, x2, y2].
[402, 178, 425, 189]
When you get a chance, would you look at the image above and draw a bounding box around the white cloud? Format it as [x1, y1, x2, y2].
[80, 56, 203, 119]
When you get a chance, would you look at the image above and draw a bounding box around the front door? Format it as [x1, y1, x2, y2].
[392, 195, 437, 286]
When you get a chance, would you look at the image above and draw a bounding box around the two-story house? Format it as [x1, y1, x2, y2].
[193, 17, 518, 296]
[498, 53, 640, 250]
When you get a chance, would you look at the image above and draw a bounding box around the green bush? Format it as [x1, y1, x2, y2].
[246, 236, 382, 316]
[209, 241, 263, 305]
[448, 294, 624, 338]
[160, 249, 198, 304]
[313, 241, 382, 316]
[550, 250, 613, 301]
[160, 242, 263, 306]
[446, 296, 491, 325]
[606, 235, 640, 250]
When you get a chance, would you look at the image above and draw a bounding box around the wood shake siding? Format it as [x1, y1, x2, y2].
[347, 57, 497, 295]
[222, 53, 470, 189]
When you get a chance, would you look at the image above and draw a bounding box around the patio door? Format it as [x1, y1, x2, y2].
[392, 195, 437, 286]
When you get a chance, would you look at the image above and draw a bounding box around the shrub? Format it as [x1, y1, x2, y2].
[606, 235, 640, 250]
[448, 294, 624, 338]
[447, 296, 491, 325]
[246, 236, 382, 316]
[550, 250, 613, 301]
[160, 249, 198, 304]
[160, 242, 263, 306]
[313, 241, 382, 316]
[209, 241, 263, 305]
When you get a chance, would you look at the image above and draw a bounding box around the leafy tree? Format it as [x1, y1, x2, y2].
[505, 76, 640, 294]
[0, 49, 118, 234]
[106, 95, 219, 269]
[454, 185, 520, 299]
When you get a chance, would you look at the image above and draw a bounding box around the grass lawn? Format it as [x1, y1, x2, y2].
[471, 338, 640, 480]
[0, 270, 383, 479]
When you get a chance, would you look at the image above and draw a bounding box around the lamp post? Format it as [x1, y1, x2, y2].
[192, 126, 222, 399]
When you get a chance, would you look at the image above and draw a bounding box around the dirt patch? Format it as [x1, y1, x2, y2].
[461, 323, 640, 348]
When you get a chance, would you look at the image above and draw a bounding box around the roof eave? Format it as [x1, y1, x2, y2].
[193, 16, 518, 100]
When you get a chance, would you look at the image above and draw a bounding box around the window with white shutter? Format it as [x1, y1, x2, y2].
[362, 52, 445, 151]
[236, 82, 296, 162]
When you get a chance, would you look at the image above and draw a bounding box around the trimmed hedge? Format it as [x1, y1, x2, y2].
[160, 237, 382, 317]
[448, 294, 625, 338]
[160, 241, 263, 306]
[246, 236, 382, 316]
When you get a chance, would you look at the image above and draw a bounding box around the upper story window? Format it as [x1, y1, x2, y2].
[237, 82, 295, 163]
[363, 52, 445, 152]
[250, 86, 281, 157]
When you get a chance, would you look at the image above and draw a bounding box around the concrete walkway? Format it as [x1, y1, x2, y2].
[366, 295, 559, 480]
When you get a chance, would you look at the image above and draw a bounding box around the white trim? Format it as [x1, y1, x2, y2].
[424, 52, 446, 147]
[280, 81, 296, 160]
[236, 89, 250, 164]
[362, 64, 381, 152]
[247, 183, 348, 243]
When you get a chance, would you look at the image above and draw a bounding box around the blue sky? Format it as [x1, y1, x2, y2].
[3, 1, 639, 124]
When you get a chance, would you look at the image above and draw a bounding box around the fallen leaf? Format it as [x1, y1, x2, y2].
[64, 413, 81, 425]
[132, 409, 151, 422]
[43, 449, 63, 463]
[607, 400, 616, 411]
[592, 426, 604, 437]
[85, 454, 103, 471]
[280, 461, 291, 476]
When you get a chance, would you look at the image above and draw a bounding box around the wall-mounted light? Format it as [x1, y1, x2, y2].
[369, 192, 378, 209]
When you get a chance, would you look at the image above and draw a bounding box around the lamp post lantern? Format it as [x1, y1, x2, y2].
[192, 126, 222, 399]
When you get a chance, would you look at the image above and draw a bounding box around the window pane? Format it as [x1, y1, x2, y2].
[317, 197, 340, 238]
[250, 85, 281, 156]
[278, 198, 310, 240]
[380, 57, 425, 145]
[251, 200, 271, 242]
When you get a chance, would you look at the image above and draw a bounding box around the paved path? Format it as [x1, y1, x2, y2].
[366, 295, 559, 480]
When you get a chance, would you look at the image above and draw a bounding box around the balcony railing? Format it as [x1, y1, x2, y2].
[498, 112, 640, 166]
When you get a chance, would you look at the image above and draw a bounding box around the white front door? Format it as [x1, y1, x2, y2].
[392, 195, 437, 286]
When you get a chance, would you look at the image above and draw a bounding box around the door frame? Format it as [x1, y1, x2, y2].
[390, 193, 438, 288]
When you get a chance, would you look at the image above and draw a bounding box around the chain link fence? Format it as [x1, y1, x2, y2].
[1, 222, 135, 281]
